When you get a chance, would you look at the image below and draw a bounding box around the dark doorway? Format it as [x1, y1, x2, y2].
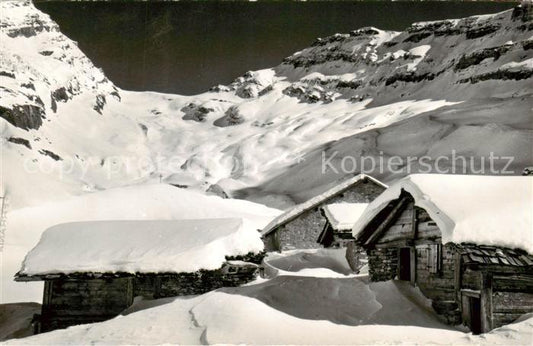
[469, 297, 482, 335]
[398, 248, 411, 281]
[317, 226, 334, 248]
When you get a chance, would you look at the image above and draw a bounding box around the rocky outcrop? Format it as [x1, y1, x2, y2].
[7, 137, 32, 149]
[50, 87, 70, 112]
[210, 70, 274, 99]
[512, 1, 533, 22]
[0, 105, 44, 130]
[455, 44, 513, 70]
[38, 149, 62, 161]
[93, 95, 106, 114]
[385, 71, 439, 86]
[460, 67, 533, 84]
[465, 23, 501, 39]
[0, 71, 15, 78]
[283, 83, 335, 104]
[213, 106, 244, 127]
[206, 184, 229, 199]
[181, 103, 214, 122]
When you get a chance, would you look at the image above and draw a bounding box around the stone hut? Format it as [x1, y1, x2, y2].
[352, 174, 533, 334]
[15, 219, 264, 333]
[261, 174, 386, 252]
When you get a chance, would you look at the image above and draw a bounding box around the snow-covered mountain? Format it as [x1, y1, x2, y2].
[2, 1, 532, 209]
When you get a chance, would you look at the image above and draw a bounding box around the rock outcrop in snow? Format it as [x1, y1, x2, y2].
[0, 1, 119, 131]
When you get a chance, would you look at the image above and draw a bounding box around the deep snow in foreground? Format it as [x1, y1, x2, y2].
[5, 249, 533, 345]
[5, 276, 532, 345]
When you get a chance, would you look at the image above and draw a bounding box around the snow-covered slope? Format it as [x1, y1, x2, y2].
[2, 1, 532, 210]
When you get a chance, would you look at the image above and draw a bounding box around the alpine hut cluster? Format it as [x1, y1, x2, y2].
[14, 173, 533, 336]
[261, 174, 387, 252]
[351, 174, 533, 334]
[15, 218, 264, 333]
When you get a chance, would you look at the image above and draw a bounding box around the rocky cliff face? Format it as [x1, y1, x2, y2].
[1, 0, 532, 208]
[0, 1, 119, 130]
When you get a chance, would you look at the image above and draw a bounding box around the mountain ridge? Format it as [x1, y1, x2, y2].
[1, 0, 532, 209]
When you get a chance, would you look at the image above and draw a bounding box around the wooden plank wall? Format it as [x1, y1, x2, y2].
[491, 275, 533, 329]
[376, 203, 414, 245]
[41, 277, 133, 332]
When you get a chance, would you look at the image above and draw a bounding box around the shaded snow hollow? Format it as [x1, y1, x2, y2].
[353, 174, 533, 254]
[18, 218, 263, 276]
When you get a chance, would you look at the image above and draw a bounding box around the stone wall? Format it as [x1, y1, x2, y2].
[274, 179, 385, 251]
[277, 209, 328, 251]
[140, 265, 259, 298]
[367, 247, 398, 281]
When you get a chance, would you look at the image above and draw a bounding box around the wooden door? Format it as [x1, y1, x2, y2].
[399, 247, 411, 281]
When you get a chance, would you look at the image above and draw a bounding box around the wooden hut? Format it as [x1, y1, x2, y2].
[352, 174, 533, 334]
[261, 174, 386, 252]
[15, 219, 264, 333]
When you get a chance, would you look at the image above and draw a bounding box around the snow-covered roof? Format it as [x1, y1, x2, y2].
[261, 174, 386, 236]
[352, 174, 533, 254]
[322, 203, 369, 231]
[18, 218, 264, 277]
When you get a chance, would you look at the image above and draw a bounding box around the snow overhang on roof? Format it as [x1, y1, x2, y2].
[261, 174, 387, 236]
[322, 203, 369, 231]
[16, 218, 264, 279]
[352, 174, 533, 254]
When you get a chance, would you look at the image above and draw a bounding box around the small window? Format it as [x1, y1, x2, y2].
[226, 266, 239, 274]
[427, 244, 442, 274]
